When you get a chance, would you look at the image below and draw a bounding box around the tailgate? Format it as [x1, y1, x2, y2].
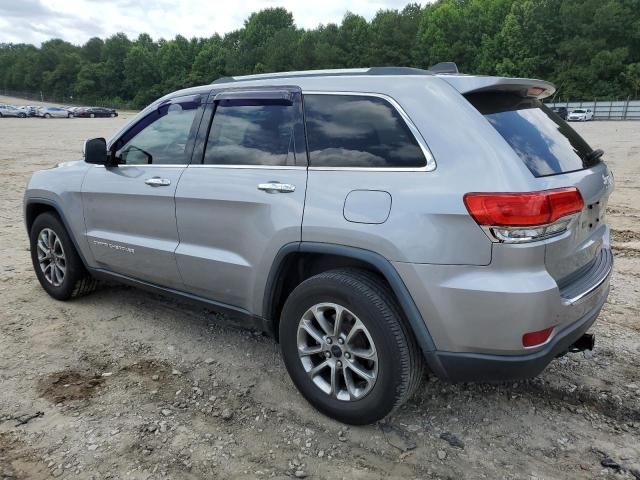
[544, 162, 613, 283]
[464, 88, 614, 284]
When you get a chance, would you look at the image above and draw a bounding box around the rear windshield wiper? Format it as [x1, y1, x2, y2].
[584, 148, 604, 165]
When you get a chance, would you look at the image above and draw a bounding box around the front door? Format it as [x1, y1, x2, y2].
[82, 95, 205, 289]
[174, 87, 307, 314]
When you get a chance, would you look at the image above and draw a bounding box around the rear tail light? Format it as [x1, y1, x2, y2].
[522, 327, 554, 348]
[464, 188, 584, 243]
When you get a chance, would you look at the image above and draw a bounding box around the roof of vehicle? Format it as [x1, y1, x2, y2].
[171, 69, 549, 103]
[208, 65, 555, 99]
[212, 66, 435, 84]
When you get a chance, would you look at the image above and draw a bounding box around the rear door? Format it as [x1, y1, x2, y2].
[82, 94, 204, 289]
[174, 87, 307, 313]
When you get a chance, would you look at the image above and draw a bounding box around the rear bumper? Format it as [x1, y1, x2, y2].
[428, 298, 604, 381]
[394, 244, 612, 382]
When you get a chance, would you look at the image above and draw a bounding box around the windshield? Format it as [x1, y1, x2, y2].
[467, 92, 598, 177]
[573, 109, 585, 113]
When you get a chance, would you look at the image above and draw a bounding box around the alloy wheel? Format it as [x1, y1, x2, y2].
[37, 228, 66, 286]
[296, 303, 378, 401]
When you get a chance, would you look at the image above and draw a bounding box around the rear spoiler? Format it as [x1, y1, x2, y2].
[440, 75, 556, 99]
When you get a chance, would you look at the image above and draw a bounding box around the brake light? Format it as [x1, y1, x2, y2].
[522, 327, 554, 347]
[464, 188, 583, 243]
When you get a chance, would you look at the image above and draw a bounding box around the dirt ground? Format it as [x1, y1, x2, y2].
[0, 95, 639, 480]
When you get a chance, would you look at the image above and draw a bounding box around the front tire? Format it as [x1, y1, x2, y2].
[44, 113, 51, 118]
[279, 269, 423, 425]
[30, 212, 97, 300]
[90, 113, 95, 118]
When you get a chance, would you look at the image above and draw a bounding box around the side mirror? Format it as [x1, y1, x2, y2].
[84, 137, 108, 165]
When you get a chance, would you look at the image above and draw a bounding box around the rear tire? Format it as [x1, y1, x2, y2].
[30, 212, 97, 300]
[279, 268, 423, 425]
[90, 113, 95, 118]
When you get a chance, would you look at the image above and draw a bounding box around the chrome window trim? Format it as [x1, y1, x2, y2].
[93, 164, 187, 169]
[188, 164, 305, 170]
[302, 90, 437, 172]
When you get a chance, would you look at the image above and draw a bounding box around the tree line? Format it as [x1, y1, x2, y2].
[1, 0, 639, 109]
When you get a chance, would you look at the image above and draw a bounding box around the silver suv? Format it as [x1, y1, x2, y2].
[24, 66, 614, 424]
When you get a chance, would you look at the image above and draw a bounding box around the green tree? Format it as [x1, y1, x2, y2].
[338, 13, 371, 67]
[369, 5, 421, 66]
[1, 2, 639, 106]
[190, 35, 227, 84]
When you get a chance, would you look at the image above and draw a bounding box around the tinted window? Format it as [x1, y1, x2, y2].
[116, 101, 199, 165]
[204, 102, 295, 166]
[467, 93, 596, 177]
[303, 94, 426, 168]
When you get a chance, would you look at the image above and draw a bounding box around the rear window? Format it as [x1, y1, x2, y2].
[303, 94, 426, 168]
[467, 93, 596, 177]
[204, 103, 295, 166]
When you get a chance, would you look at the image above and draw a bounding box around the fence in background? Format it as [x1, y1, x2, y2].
[545, 99, 640, 120]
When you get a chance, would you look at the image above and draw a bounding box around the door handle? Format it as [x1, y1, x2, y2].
[145, 177, 171, 187]
[257, 182, 296, 193]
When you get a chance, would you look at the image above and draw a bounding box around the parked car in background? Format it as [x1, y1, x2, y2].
[73, 106, 118, 118]
[67, 107, 83, 117]
[567, 108, 594, 121]
[17, 105, 38, 117]
[24, 66, 613, 425]
[0, 104, 26, 118]
[38, 106, 72, 118]
[551, 106, 568, 120]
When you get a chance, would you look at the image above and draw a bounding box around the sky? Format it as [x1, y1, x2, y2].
[0, 0, 425, 46]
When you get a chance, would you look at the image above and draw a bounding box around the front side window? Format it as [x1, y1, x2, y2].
[115, 100, 200, 165]
[303, 94, 426, 168]
[204, 101, 296, 166]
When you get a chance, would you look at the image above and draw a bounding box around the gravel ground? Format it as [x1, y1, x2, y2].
[0, 96, 639, 480]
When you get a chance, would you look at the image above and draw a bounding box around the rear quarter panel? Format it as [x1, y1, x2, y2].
[300, 76, 538, 265]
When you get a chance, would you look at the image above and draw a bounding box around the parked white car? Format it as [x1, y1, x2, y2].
[567, 109, 594, 121]
[38, 106, 72, 118]
[0, 104, 27, 118]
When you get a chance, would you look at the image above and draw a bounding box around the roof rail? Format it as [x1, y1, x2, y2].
[212, 76, 235, 84]
[211, 66, 434, 84]
[428, 62, 459, 74]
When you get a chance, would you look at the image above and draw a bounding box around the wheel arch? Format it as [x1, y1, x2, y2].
[25, 198, 90, 269]
[263, 242, 444, 375]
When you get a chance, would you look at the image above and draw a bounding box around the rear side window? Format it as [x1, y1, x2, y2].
[467, 93, 595, 177]
[303, 94, 426, 168]
[204, 102, 296, 166]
